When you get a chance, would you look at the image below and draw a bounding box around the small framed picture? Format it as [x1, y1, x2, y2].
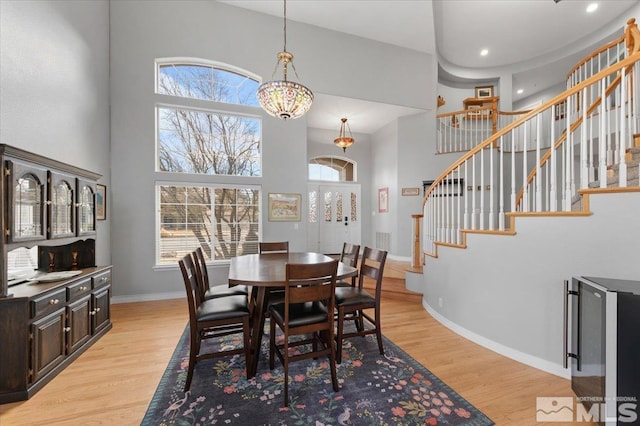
[401, 187, 420, 196]
[378, 187, 389, 213]
[96, 184, 107, 220]
[268, 193, 301, 221]
[475, 86, 493, 98]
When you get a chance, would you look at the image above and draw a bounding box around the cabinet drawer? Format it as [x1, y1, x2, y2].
[31, 289, 66, 319]
[92, 270, 111, 289]
[66, 278, 92, 301]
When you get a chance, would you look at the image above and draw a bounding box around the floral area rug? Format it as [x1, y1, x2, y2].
[142, 323, 493, 426]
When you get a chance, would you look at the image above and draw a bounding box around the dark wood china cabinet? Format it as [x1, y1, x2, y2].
[0, 144, 112, 403]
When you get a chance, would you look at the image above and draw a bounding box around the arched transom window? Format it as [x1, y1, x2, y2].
[308, 156, 356, 182]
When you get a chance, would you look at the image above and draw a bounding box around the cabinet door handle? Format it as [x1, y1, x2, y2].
[64, 327, 71, 332]
[90, 310, 96, 316]
[100, 277, 108, 282]
[79, 286, 88, 291]
[95, 307, 101, 312]
[49, 299, 60, 305]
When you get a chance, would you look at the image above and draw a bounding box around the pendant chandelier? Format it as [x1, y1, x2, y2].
[334, 118, 355, 152]
[257, 0, 313, 120]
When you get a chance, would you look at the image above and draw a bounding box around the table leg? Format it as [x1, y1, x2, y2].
[247, 286, 267, 378]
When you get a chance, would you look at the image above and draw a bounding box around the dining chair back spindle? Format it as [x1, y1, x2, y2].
[179, 254, 251, 392]
[334, 246, 387, 364]
[268, 260, 340, 407]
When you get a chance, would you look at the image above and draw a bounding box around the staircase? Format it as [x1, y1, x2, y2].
[406, 18, 640, 377]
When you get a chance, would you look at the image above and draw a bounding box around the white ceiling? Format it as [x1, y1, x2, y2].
[220, 0, 638, 135]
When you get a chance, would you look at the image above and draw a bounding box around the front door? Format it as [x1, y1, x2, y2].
[307, 184, 361, 254]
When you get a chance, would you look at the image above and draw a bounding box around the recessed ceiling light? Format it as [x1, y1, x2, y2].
[517, 89, 524, 94]
[480, 49, 489, 56]
[586, 3, 598, 13]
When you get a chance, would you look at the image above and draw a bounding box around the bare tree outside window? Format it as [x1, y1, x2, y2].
[155, 63, 262, 263]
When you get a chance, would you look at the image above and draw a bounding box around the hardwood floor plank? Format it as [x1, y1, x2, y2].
[0, 292, 581, 425]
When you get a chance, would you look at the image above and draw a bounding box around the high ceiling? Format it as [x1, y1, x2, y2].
[220, 0, 638, 135]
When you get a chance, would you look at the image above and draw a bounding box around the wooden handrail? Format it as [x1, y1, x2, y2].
[497, 109, 532, 116]
[422, 52, 640, 205]
[514, 64, 633, 208]
[566, 33, 626, 79]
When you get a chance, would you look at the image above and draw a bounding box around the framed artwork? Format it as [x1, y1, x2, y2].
[96, 184, 107, 220]
[475, 86, 493, 98]
[378, 187, 389, 213]
[401, 187, 420, 196]
[268, 193, 301, 221]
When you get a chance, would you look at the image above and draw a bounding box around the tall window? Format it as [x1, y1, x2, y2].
[155, 59, 262, 264]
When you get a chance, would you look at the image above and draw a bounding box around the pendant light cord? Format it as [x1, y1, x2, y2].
[283, 0, 287, 53]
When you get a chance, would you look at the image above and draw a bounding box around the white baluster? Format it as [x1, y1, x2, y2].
[618, 65, 627, 187]
[550, 105, 557, 212]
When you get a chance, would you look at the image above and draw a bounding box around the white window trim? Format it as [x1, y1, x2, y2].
[154, 181, 262, 268]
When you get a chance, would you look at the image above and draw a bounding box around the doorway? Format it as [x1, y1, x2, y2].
[307, 184, 361, 254]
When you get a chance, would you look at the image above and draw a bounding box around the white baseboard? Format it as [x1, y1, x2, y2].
[423, 299, 570, 379]
[112, 291, 183, 304]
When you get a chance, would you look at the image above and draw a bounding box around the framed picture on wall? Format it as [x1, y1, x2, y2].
[475, 86, 493, 98]
[378, 187, 389, 213]
[268, 193, 301, 221]
[96, 184, 106, 220]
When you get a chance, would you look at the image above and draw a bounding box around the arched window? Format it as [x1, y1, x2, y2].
[156, 60, 260, 106]
[308, 156, 356, 182]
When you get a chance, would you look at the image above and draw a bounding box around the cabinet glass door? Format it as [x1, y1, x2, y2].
[49, 172, 75, 238]
[77, 180, 95, 236]
[7, 160, 47, 242]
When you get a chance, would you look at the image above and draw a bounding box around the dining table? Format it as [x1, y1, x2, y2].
[228, 251, 358, 378]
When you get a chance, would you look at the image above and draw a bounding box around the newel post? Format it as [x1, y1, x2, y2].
[411, 214, 424, 269]
[625, 18, 640, 56]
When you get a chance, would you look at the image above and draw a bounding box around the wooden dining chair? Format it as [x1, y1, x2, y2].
[334, 246, 387, 364]
[336, 242, 360, 288]
[178, 254, 251, 392]
[258, 241, 289, 254]
[192, 247, 248, 304]
[268, 260, 339, 407]
[256, 241, 289, 311]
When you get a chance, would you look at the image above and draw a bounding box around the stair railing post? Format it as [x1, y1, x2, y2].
[411, 214, 423, 269]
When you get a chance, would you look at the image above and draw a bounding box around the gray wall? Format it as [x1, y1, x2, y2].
[422, 192, 640, 376]
[109, 0, 434, 298]
[0, 0, 111, 266]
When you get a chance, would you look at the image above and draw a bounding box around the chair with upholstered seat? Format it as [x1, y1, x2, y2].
[179, 254, 251, 392]
[335, 242, 360, 288]
[334, 246, 387, 364]
[268, 259, 339, 407]
[192, 247, 248, 304]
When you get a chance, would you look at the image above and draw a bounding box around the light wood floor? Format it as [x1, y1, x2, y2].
[0, 284, 579, 425]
